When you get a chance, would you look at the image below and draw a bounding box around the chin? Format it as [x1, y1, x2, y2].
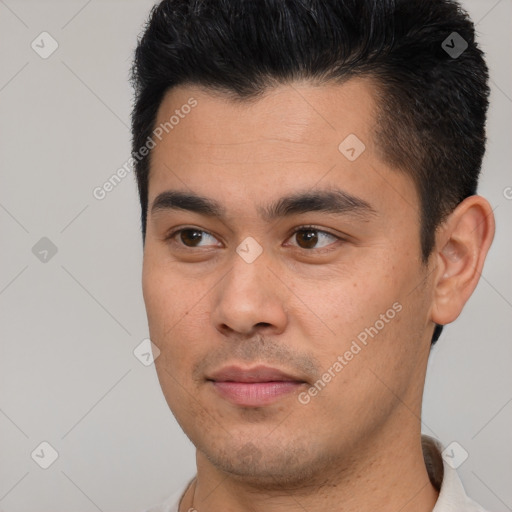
[196, 435, 330, 489]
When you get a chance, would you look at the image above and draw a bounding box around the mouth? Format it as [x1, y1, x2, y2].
[206, 365, 308, 407]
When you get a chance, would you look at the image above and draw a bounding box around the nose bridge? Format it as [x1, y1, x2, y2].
[212, 245, 288, 334]
[224, 247, 272, 306]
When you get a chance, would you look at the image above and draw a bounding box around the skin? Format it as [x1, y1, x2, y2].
[142, 78, 495, 512]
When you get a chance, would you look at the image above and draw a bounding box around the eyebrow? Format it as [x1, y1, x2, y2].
[150, 188, 377, 222]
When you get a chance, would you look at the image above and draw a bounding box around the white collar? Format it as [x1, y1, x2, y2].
[422, 435, 487, 512]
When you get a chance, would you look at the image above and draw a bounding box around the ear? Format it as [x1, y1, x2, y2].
[430, 195, 495, 326]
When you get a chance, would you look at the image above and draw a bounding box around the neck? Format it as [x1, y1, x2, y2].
[180, 428, 439, 512]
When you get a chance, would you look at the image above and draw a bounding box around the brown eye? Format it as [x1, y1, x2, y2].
[289, 227, 339, 250]
[295, 229, 318, 249]
[179, 229, 204, 247]
[167, 228, 220, 248]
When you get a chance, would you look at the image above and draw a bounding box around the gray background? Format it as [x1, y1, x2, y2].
[0, 1, 510, 511]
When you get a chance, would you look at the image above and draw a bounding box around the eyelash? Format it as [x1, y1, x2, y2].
[164, 225, 343, 252]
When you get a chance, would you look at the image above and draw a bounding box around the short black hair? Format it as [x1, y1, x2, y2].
[130, 0, 490, 345]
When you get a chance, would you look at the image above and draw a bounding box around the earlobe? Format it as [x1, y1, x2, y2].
[430, 195, 495, 326]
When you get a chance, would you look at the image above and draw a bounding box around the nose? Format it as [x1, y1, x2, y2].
[211, 250, 288, 337]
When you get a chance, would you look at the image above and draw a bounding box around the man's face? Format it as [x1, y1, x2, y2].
[142, 79, 435, 486]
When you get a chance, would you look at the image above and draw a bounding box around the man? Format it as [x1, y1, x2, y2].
[130, 0, 495, 511]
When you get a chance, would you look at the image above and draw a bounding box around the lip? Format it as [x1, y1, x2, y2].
[207, 365, 307, 407]
[208, 364, 304, 383]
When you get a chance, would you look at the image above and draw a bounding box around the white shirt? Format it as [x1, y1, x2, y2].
[142, 435, 488, 512]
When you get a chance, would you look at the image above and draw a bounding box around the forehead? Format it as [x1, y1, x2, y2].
[152, 78, 378, 162]
[147, 78, 418, 223]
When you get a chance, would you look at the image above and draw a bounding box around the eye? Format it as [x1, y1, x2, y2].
[165, 226, 342, 252]
[286, 226, 341, 250]
[166, 227, 221, 248]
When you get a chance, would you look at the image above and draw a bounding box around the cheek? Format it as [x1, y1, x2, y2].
[142, 248, 189, 320]
[142, 261, 168, 334]
[142, 256, 211, 366]
[297, 268, 397, 337]
[142, 256, 187, 356]
[295, 259, 419, 375]
[321, 275, 429, 409]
